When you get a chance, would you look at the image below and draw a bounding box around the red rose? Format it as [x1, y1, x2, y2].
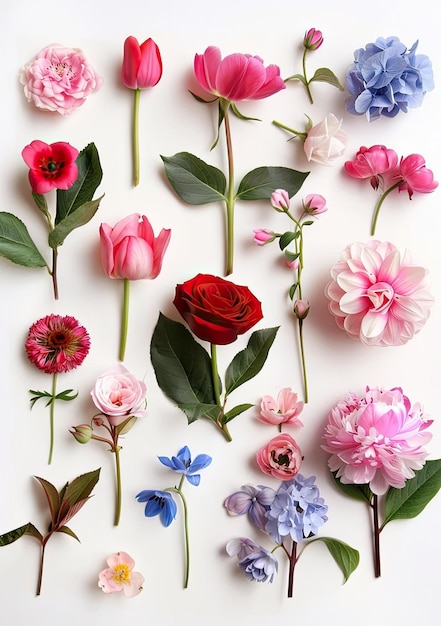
[173, 273, 263, 345]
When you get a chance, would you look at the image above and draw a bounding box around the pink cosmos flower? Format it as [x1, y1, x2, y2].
[21, 140, 79, 195]
[25, 314, 90, 374]
[322, 386, 433, 495]
[20, 43, 102, 115]
[256, 433, 302, 481]
[91, 364, 147, 426]
[397, 154, 438, 198]
[122, 36, 162, 89]
[258, 388, 304, 427]
[98, 552, 144, 597]
[194, 46, 285, 102]
[325, 240, 433, 346]
[304, 113, 348, 165]
[344, 145, 399, 190]
[100, 213, 171, 280]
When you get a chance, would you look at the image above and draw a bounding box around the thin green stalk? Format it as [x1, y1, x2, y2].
[168, 477, 190, 588]
[210, 344, 232, 442]
[224, 108, 235, 276]
[302, 49, 313, 104]
[272, 119, 308, 140]
[372, 495, 381, 577]
[48, 373, 58, 465]
[51, 247, 59, 300]
[119, 278, 130, 361]
[370, 181, 402, 236]
[113, 446, 122, 526]
[297, 320, 309, 404]
[132, 88, 141, 186]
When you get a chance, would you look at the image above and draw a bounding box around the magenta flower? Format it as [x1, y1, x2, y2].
[325, 240, 433, 346]
[194, 46, 285, 102]
[259, 388, 304, 427]
[303, 28, 324, 51]
[21, 140, 79, 195]
[397, 154, 438, 198]
[303, 194, 328, 216]
[256, 433, 303, 481]
[344, 145, 398, 190]
[253, 229, 276, 245]
[98, 552, 144, 597]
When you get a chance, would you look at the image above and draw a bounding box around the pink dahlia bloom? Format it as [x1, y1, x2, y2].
[322, 386, 433, 495]
[98, 551, 144, 597]
[258, 388, 304, 427]
[20, 43, 102, 115]
[194, 46, 285, 102]
[325, 240, 433, 346]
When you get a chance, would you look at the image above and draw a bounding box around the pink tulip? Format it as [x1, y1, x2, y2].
[122, 36, 162, 89]
[194, 46, 285, 102]
[303, 28, 324, 51]
[100, 214, 171, 280]
[344, 145, 399, 190]
[253, 228, 275, 245]
[398, 154, 438, 198]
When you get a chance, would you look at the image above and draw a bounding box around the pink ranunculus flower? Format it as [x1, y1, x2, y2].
[304, 113, 348, 165]
[122, 36, 162, 90]
[98, 551, 144, 597]
[21, 140, 79, 195]
[397, 154, 438, 198]
[20, 43, 102, 115]
[322, 386, 433, 495]
[91, 364, 147, 426]
[325, 240, 433, 346]
[256, 433, 302, 481]
[344, 145, 399, 190]
[253, 229, 276, 245]
[303, 193, 328, 216]
[100, 213, 171, 280]
[258, 388, 304, 427]
[194, 46, 285, 102]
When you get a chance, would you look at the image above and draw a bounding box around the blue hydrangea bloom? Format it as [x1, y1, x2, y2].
[265, 474, 328, 544]
[158, 445, 212, 486]
[135, 489, 177, 526]
[226, 537, 278, 583]
[346, 36, 434, 121]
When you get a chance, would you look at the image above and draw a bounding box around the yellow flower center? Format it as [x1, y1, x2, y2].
[111, 564, 131, 585]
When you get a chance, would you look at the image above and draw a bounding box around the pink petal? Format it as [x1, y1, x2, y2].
[360, 310, 388, 339]
[216, 54, 265, 100]
[194, 46, 221, 93]
[122, 36, 141, 88]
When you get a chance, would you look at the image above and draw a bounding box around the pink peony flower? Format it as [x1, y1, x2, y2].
[304, 113, 348, 165]
[194, 46, 285, 102]
[325, 240, 433, 346]
[121, 36, 162, 90]
[322, 386, 433, 495]
[344, 145, 399, 190]
[21, 140, 79, 194]
[91, 364, 147, 426]
[256, 433, 302, 481]
[20, 43, 102, 115]
[98, 551, 144, 597]
[258, 388, 304, 427]
[397, 153, 438, 198]
[99, 213, 171, 280]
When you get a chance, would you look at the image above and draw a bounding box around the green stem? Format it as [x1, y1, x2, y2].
[36, 540, 47, 596]
[224, 108, 235, 276]
[48, 373, 58, 465]
[51, 247, 59, 300]
[372, 495, 381, 577]
[272, 120, 308, 140]
[169, 479, 190, 588]
[370, 181, 402, 236]
[119, 278, 130, 361]
[113, 446, 122, 526]
[210, 344, 232, 442]
[302, 49, 313, 104]
[297, 319, 309, 404]
[132, 88, 141, 186]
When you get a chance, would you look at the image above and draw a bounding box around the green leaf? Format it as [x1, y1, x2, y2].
[310, 67, 344, 91]
[0, 212, 47, 268]
[55, 143, 103, 224]
[150, 313, 218, 421]
[230, 102, 260, 122]
[224, 403, 254, 423]
[0, 523, 43, 546]
[236, 167, 309, 201]
[306, 537, 359, 583]
[49, 196, 103, 248]
[331, 472, 373, 504]
[284, 73, 307, 85]
[284, 251, 300, 263]
[225, 327, 279, 396]
[56, 526, 80, 542]
[54, 388, 79, 402]
[279, 230, 300, 251]
[56, 468, 101, 526]
[34, 476, 61, 525]
[177, 402, 223, 425]
[116, 416, 137, 436]
[31, 192, 50, 218]
[382, 459, 441, 528]
[161, 152, 227, 205]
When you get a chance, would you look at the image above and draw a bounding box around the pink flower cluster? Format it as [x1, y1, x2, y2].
[322, 386, 433, 495]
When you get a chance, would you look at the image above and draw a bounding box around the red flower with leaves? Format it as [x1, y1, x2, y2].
[21, 140, 79, 194]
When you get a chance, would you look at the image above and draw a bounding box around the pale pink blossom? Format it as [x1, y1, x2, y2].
[397, 154, 438, 198]
[325, 240, 433, 346]
[271, 189, 290, 212]
[293, 299, 310, 320]
[98, 551, 144, 597]
[344, 145, 399, 190]
[256, 433, 302, 480]
[91, 364, 147, 426]
[20, 43, 102, 115]
[253, 229, 275, 245]
[322, 386, 433, 495]
[304, 113, 348, 165]
[258, 388, 304, 427]
[303, 194, 328, 216]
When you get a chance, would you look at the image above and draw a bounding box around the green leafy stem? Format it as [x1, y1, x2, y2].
[284, 49, 344, 105]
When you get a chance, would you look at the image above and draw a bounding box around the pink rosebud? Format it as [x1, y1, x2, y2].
[293, 299, 310, 320]
[122, 36, 162, 90]
[253, 229, 275, 245]
[69, 424, 93, 444]
[303, 28, 324, 51]
[258, 388, 304, 426]
[397, 154, 438, 199]
[304, 113, 348, 165]
[194, 46, 285, 102]
[99, 213, 171, 280]
[21, 140, 79, 195]
[303, 194, 328, 216]
[256, 433, 302, 481]
[271, 189, 290, 212]
[91, 364, 147, 426]
[344, 145, 399, 190]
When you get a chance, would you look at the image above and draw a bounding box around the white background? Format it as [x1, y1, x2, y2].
[1, 0, 440, 624]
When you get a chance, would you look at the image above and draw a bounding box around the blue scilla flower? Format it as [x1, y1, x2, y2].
[158, 445, 212, 486]
[346, 36, 434, 121]
[265, 474, 328, 544]
[135, 489, 177, 526]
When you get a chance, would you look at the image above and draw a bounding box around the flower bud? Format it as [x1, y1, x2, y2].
[303, 28, 324, 51]
[253, 229, 276, 246]
[293, 299, 310, 320]
[286, 258, 300, 270]
[303, 194, 328, 216]
[69, 424, 93, 444]
[271, 189, 290, 212]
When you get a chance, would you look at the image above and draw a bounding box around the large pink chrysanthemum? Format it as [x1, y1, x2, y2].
[322, 386, 433, 495]
[325, 240, 433, 346]
[25, 314, 90, 374]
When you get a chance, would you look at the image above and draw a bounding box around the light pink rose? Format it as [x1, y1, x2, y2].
[91, 364, 147, 426]
[304, 113, 348, 165]
[256, 433, 302, 480]
[20, 43, 103, 115]
[258, 388, 304, 427]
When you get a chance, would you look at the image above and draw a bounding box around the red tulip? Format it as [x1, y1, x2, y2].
[122, 36, 162, 90]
